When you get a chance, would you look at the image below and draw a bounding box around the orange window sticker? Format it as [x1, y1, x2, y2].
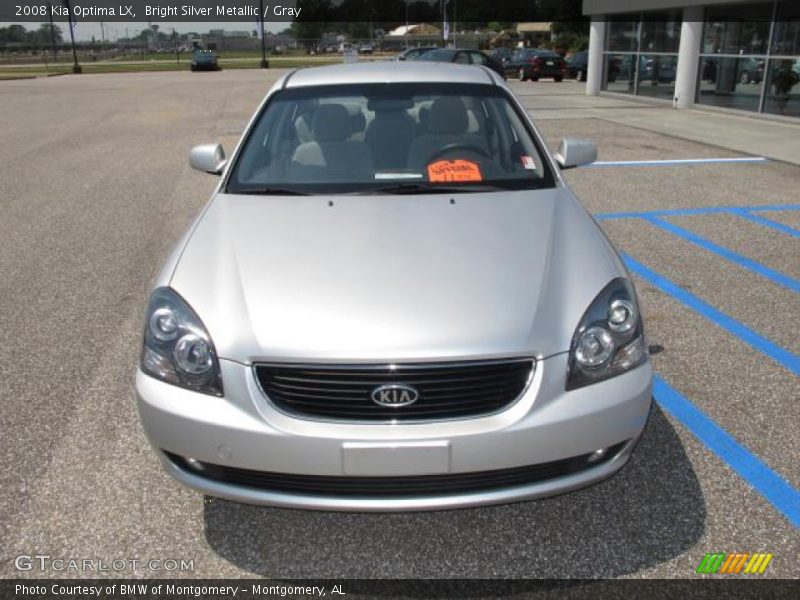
[427, 159, 483, 183]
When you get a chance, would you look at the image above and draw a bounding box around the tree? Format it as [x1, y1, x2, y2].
[32, 23, 63, 45]
[0, 24, 29, 44]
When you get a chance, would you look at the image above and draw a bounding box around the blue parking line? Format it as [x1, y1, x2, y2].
[729, 208, 800, 239]
[621, 253, 800, 377]
[588, 157, 769, 168]
[653, 376, 800, 528]
[595, 204, 800, 221]
[643, 216, 800, 293]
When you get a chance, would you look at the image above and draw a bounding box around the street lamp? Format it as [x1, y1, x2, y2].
[258, 0, 269, 68]
[62, 0, 81, 73]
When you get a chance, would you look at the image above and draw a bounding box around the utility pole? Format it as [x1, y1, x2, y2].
[62, 0, 81, 73]
[441, 0, 448, 47]
[46, 1, 56, 60]
[453, 0, 457, 47]
[258, 0, 269, 68]
[173, 28, 179, 65]
[405, 0, 409, 50]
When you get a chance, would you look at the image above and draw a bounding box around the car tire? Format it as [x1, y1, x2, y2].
[518, 68, 527, 82]
[530, 77, 539, 82]
[555, 76, 563, 82]
[190, 65, 196, 72]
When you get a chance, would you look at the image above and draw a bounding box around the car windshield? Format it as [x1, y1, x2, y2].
[226, 83, 554, 195]
[419, 49, 457, 62]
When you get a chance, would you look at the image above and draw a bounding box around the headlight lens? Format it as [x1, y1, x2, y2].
[141, 287, 223, 396]
[575, 326, 615, 367]
[566, 278, 647, 390]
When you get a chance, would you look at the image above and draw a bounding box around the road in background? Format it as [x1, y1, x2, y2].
[0, 71, 797, 578]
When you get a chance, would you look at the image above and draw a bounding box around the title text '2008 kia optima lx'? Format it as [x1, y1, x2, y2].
[136, 62, 652, 511]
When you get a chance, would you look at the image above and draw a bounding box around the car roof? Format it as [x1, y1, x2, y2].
[519, 48, 558, 55]
[284, 61, 500, 88]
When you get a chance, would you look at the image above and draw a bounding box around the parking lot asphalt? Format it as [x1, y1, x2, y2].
[0, 70, 797, 580]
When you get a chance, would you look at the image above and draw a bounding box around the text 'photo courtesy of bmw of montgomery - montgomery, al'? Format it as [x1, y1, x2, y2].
[135, 61, 652, 511]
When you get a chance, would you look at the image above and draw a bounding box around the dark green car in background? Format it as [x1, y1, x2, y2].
[191, 50, 220, 72]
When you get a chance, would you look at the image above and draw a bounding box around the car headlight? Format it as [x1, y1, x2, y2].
[140, 287, 223, 396]
[566, 278, 647, 390]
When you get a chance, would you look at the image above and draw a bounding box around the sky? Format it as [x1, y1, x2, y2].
[1, 21, 289, 41]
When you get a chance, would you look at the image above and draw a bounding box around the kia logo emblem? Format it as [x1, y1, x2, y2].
[370, 384, 419, 407]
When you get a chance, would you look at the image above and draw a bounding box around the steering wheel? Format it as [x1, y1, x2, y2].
[426, 143, 492, 164]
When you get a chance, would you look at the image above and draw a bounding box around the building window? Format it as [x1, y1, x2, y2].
[702, 3, 773, 55]
[772, 1, 800, 55]
[697, 56, 764, 112]
[763, 58, 800, 116]
[697, 1, 799, 117]
[765, 2, 800, 116]
[602, 11, 682, 100]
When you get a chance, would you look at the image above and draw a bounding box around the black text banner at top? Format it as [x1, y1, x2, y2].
[2, 0, 545, 23]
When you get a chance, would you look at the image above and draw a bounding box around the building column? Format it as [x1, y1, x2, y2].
[673, 5, 704, 109]
[586, 15, 606, 95]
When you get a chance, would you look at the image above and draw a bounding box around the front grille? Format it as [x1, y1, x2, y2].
[254, 359, 534, 421]
[166, 443, 625, 498]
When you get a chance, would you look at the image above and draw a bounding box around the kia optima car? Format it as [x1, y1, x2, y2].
[136, 62, 652, 511]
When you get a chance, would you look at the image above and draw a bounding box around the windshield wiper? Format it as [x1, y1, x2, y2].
[357, 183, 503, 195]
[232, 187, 310, 196]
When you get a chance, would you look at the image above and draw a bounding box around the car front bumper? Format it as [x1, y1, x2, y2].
[136, 353, 652, 511]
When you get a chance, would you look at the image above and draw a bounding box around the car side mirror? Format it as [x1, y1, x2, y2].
[554, 138, 597, 169]
[189, 143, 226, 175]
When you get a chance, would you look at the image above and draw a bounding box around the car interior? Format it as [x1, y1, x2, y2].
[231, 87, 547, 189]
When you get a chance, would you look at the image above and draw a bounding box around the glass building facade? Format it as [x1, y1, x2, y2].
[604, 12, 682, 100]
[599, 1, 800, 119]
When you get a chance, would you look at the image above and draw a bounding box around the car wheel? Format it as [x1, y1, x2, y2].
[518, 68, 527, 82]
[555, 76, 563, 82]
[740, 71, 750, 84]
[530, 77, 539, 82]
[577, 70, 585, 82]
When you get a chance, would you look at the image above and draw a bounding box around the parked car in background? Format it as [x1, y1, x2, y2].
[504, 48, 567, 82]
[190, 50, 219, 72]
[419, 48, 506, 79]
[359, 44, 374, 55]
[566, 51, 588, 81]
[738, 58, 765, 84]
[489, 47, 514, 65]
[396, 46, 438, 61]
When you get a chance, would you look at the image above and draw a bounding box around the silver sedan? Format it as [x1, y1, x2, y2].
[136, 62, 652, 511]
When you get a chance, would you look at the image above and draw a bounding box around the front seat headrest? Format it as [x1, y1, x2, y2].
[429, 97, 469, 135]
[313, 104, 352, 142]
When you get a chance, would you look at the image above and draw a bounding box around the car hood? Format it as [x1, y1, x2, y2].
[170, 189, 625, 363]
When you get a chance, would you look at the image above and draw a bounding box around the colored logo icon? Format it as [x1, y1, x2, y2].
[696, 553, 773, 574]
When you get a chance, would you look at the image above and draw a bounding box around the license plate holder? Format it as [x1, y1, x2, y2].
[342, 441, 450, 476]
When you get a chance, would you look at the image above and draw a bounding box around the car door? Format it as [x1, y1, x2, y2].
[469, 51, 487, 66]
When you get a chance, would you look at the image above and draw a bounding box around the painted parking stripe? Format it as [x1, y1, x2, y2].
[595, 204, 800, 220]
[587, 157, 769, 168]
[728, 208, 800, 239]
[643, 216, 800, 293]
[653, 376, 800, 528]
[621, 253, 800, 377]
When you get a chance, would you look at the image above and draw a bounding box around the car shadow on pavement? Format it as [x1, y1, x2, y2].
[203, 404, 705, 578]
